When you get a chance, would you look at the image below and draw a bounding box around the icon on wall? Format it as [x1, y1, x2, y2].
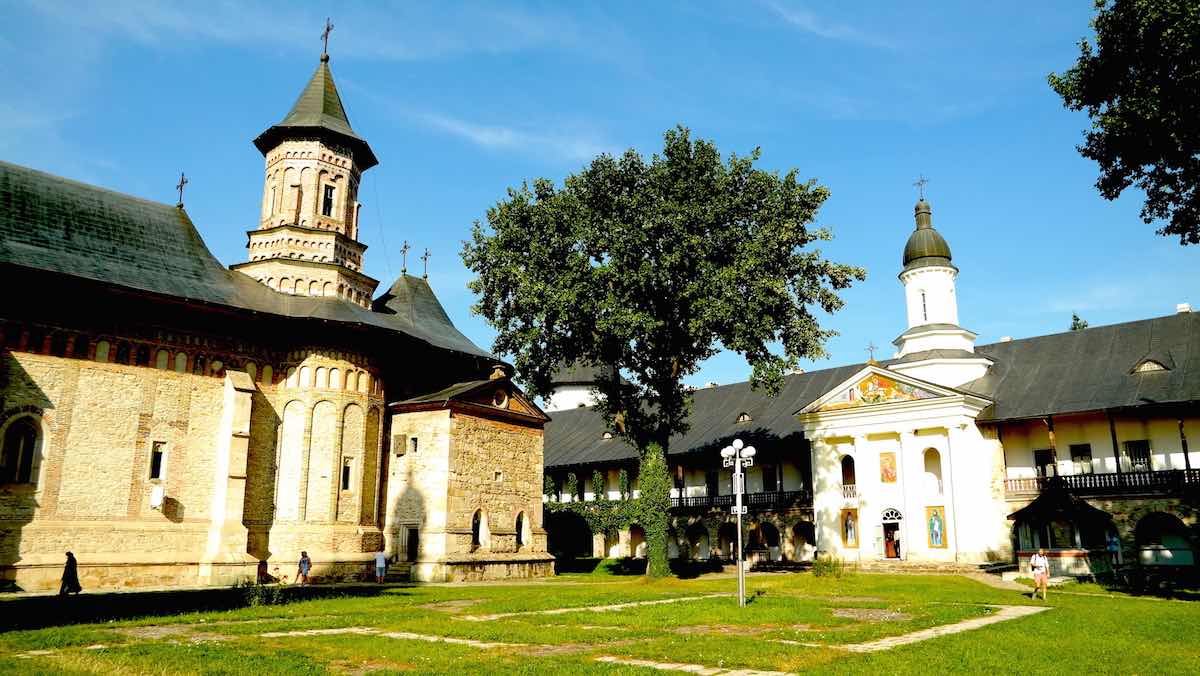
[879, 452, 897, 483]
[926, 506, 947, 548]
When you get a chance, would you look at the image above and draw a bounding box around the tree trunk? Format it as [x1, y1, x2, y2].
[639, 443, 672, 577]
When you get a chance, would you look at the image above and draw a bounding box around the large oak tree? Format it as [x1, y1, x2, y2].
[1050, 0, 1200, 244]
[462, 127, 865, 575]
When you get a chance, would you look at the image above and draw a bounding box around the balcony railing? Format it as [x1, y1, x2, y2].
[842, 484, 857, 499]
[670, 489, 813, 511]
[1004, 469, 1200, 497]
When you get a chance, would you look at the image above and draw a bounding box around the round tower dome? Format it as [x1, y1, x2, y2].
[902, 199, 954, 271]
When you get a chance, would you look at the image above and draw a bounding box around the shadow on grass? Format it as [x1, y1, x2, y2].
[0, 584, 412, 632]
[554, 557, 725, 579]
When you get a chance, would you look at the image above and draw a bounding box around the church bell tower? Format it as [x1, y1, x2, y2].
[890, 197, 992, 387]
[230, 43, 380, 308]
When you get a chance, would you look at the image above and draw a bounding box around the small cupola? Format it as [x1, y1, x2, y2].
[902, 199, 955, 272]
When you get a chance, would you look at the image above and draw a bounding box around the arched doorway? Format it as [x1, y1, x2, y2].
[629, 524, 647, 558]
[881, 508, 903, 559]
[717, 522, 738, 561]
[686, 523, 710, 560]
[791, 521, 815, 562]
[841, 455, 856, 487]
[759, 522, 781, 561]
[1135, 512, 1195, 567]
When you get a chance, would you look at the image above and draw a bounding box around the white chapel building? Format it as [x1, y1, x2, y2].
[542, 198, 1199, 576]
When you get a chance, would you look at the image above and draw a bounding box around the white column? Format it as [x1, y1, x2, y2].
[898, 431, 918, 561]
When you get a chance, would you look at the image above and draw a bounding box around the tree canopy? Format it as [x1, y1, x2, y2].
[1049, 0, 1200, 244]
[1071, 312, 1090, 331]
[462, 126, 865, 453]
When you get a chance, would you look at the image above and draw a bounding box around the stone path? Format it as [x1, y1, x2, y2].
[459, 593, 730, 621]
[594, 655, 794, 675]
[261, 626, 525, 650]
[840, 604, 1049, 653]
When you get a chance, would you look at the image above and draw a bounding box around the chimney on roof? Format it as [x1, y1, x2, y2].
[1178, 303, 1192, 314]
[1000, 336, 1012, 342]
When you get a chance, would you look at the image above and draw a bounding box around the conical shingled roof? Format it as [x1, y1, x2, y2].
[253, 58, 378, 169]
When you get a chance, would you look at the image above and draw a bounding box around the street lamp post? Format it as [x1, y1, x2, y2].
[721, 438, 755, 607]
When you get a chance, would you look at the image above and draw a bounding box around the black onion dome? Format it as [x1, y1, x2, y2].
[902, 199, 954, 271]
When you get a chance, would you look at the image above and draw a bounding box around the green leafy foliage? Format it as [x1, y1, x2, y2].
[812, 553, 855, 578]
[639, 444, 673, 577]
[565, 472, 580, 502]
[543, 474, 557, 499]
[1070, 312, 1089, 331]
[618, 468, 630, 500]
[1049, 0, 1200, 244]
[591, 470, 605, 500]
[463, 125, 864, 576]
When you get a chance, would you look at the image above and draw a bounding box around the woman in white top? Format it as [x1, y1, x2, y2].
[1029, 548, 1049, 600]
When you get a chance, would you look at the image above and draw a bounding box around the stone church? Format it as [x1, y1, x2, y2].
[0, 52, 553, 590]
[544, 199, 1199, 579]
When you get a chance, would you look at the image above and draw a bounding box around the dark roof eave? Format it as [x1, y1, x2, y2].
[252, 126, 378, 170]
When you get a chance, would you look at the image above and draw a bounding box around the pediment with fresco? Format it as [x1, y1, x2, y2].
[817, 373, 941, 412]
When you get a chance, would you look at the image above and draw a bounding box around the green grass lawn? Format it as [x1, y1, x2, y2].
[1, 571, 1197, 674]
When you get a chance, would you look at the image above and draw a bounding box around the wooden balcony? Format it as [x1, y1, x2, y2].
[1004, 469, 1200, 498]
[670, 489, 813, 512]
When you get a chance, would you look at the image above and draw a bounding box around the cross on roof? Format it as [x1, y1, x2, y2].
[175, 172, 188, 208]
[866, 341, 879, 361]
[421, 248, 431, 279]
[913, 174, 929, 200]
[321, 17, 334, 58]
[400, 240, 410, 273]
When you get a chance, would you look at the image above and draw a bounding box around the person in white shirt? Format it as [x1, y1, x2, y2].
[1029, 548, 1049, 600]
[375, 549, 388, 584]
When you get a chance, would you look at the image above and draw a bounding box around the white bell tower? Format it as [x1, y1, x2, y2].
[890, 197, 992, 387]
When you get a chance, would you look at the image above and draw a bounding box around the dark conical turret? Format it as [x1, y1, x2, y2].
[902, 199, 954, 271]
[252, 57, 378, 170]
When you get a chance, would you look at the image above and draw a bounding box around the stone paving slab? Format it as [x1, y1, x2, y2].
[841, 604, 1050, 653]
[460, 593, 731, 621]
[595, 655, 794, 675]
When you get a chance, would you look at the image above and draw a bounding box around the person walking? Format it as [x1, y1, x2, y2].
[375, 548, 388, 584]
[1029, 548, 1049, 600]
[59, 552, 82, 595]
[297, 551, 312, 586]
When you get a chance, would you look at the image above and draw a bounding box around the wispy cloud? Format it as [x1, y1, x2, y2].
[23, 0, 622, 63]
[417, 112, 616, 163]
[759, 1, 896, 50]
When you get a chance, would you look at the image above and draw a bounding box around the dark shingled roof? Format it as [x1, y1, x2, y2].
[968, 312, 1200, 421]
[0, 160, 488, 359]
[252, 59, 378, 170]
[544, 313, 1199, 468]
[544, 363, 863, 469]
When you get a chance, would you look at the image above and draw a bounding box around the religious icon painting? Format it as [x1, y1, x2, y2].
[840, 508, 859, 548]
[926, 506, 947, 549]
[879, 452, 897, 483]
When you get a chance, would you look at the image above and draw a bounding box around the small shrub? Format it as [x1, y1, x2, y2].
[591, 470, 605, 501]
[813, 554, 854, 578]
[618, 468, 630, 500]
[233, 579, 287, 607]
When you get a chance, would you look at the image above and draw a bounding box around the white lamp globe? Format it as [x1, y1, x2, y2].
[743, 447, 756, 458]
[720, 446, 735, 458]
[732, 438, 744, 451]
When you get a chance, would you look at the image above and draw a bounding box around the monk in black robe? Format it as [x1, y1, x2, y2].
[59, 551, 82, 595]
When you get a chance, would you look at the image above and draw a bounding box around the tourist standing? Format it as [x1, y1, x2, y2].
[1029, 548, 1049, 600]
[297, 551, 312, 586]
[58, 551, 82, 595]
[375, 548, 388, 583]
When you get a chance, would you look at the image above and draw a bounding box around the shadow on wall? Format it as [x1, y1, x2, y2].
[390, 459, 426, 566]
[0, 350, 53, 592]
[244, 388, 282, 562]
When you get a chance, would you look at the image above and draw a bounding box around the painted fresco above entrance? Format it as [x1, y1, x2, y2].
[817, 373, 940, 411]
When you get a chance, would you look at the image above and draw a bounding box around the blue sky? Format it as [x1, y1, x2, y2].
[4, 1, 1197, 388]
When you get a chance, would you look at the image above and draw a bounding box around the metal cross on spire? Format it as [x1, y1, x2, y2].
[175, 172, 188, 208]
[421, 248, 431, 279]
[866, 341, 879, 362]
[400, 241, 410, 274]
[321, 17, 334, 58]
[913, 174, 929, 200]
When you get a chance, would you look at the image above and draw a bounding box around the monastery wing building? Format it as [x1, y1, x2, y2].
[0, 53, 552, 591]
[542, 200, 1199, 578]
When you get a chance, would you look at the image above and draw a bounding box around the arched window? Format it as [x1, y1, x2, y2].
[49, 333, 68, 356]
[71, 335, 88, 359]
[736, 412, 752, 423]
[923, 448, 943, 495]
[309, 280, 320, 296]
[174, 352, 188, 373]
[262, 365, 274, 385]
[840, 455, 856, 486]
[245, 361, 257, 381]
[920, 291, 928, 322]
[115, 342, 131, 364]
[315, 367, 328, 389]
[135, 345, 151, 366]
[1, 417, 39, 484]
[193, 355, 207, 375]
[881, 508, 903, 522]
[515, 512, 526, 549]
[329, 368, 340, 390]
[155, 349, 170, 370]
[471, 509, 488, 552]
[94, 340, 111, 363]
